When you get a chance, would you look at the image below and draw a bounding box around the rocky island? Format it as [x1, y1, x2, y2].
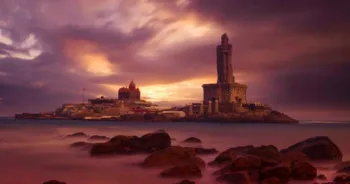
[14, 33, 298, 124]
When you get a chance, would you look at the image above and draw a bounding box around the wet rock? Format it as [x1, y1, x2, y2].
[65, 132, 88, 138]
[281, 136, 342, 161]
[214, 155, 261, 176]
[281, 151, 309, 164]
[246, 145, 282, 167]
[88, 135, 110, 141]
[291, 161, 317, 180]
[333, 174, 350, 183]
[142, 146, 205, 168]
[175, 180, 196, 184]
[260, 164, 291, 183]
[69, 141, 92, 149]
[139, 131, 171, 152]
[182, 137, 202, 143]
[160, 164, 202, 178]
[317, 174, 327, 180]
[90, 143, 119, 156]
[261, 177, 281, 184]
[209, 146, 250, 166]
[216, 171, 252, 184]
[42, 180, 66, 184]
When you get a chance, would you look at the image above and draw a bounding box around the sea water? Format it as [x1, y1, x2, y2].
[0, 118, 349, 184]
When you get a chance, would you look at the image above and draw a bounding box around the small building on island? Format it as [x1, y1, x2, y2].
[118, 80, 140, 100]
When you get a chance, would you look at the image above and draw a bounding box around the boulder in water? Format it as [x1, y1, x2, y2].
[290, 161, 317, 180]
[88, 135, 110, 141]
[142, 146, 205, 168]
[65, 132, 88, 138]
[216, 171, 252, 184]
[280, 136, 342, 161]
[182, 137, 202, 143]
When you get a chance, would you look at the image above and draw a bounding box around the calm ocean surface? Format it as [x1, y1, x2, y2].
[0, 118, 349, 184]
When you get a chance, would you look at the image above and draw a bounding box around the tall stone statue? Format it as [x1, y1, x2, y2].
[217, 33, 233, 84]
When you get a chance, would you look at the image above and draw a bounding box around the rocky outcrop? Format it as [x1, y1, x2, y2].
[290, 161, 317, 180]
[142, 146, 205, 168]
[264, 111, 298, 124]
[160, 164, 202, 178]
[182, 137, 202, 143]
[139, 131, 171, 152]
[260, 164, 291, 183]
[65, 132, 88, 138]
[216, 171, 252, 184]
[90, 131, 171, 156]
[212, 142, 320, 183]
[42, 180, 66, 184]
[281, 136, 343, 161]
[88, 135, 110, 141]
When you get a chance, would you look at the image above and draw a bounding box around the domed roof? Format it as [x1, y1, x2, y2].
[129, 80, 136, 90]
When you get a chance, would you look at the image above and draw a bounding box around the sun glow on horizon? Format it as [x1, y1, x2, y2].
[101, 77, 216, 103]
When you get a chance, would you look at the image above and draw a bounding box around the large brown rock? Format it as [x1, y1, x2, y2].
[260, 164, 291, 184]
[281, 151, 309, 165]
[43, 180, 66, 184]
[142, 146, 205, 168]
[213, 155, 261, 176]
[209, 146, 254, 166]
[160, 164, 202, 178]
[139, 131, 171, 152]
[246, 145, 282, 167]
[65, 132, 88, 138]
[281, 136, 342, 161]
[216, 171, 252, 184]
[290, 161, 317, 180]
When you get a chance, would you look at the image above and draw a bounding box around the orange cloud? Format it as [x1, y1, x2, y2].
[62, 39, 116, 76]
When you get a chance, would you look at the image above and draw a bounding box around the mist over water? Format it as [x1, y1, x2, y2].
[0, 119, 350, 184]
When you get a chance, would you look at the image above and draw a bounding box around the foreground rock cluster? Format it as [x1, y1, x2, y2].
[46, 131, 350, 184]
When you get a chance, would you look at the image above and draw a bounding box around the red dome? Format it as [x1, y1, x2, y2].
[129, 80, 136, 90]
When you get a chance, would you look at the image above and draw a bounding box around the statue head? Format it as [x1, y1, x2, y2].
[221, 33, 229, 45]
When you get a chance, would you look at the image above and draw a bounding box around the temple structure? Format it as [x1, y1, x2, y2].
[118, 80, 141, 100]
[202, 33, 247, 105]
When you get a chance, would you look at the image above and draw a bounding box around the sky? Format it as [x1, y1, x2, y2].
[0, 0, 349, 121]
